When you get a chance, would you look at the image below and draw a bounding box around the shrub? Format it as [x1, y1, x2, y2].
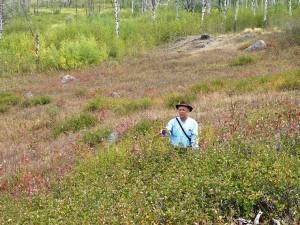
[22, 96, 52, 107]
[83, 127, 112, 147]
[0, 92, 21, 106]
[133, 119, 157, 136]
[84, 97, 105, 112]
[52, 114, 96, 137]
[230, 55, 256, 66]
[113, 98, 152, 115]
[0, 92, 22, 113]
[42, 36, 108, 70]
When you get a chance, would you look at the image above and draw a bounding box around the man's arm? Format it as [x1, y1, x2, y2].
[160, 119, 173, 136]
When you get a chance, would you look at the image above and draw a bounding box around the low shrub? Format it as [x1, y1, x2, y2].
[52, 114, 96, 137]
[22, 96, 52, 107]
[230, 55, 256, 66]
[41, 36, 108, 70]
[0, 92, 22, 113]
[191, 69, 300, 95]
[113, 98, 152, 115]
[84, 97, 105, 112]
[83, 127, 112, 147]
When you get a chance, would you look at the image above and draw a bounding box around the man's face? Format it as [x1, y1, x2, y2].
[177, 106, 189, 119]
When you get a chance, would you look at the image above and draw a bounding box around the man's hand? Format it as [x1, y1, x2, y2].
[160, 128, 168, 136]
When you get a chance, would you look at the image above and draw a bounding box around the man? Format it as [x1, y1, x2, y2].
[161, 101, 199, 150]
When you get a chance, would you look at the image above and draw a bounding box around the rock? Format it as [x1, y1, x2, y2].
[244, 40, 267, 52]
[110, 91, 121, 98]
[200, 33, 210, 40]
[108, 132, 118, 143]
[195, 44, 206, 48]
[61, 74, 77, 84]
[24, 91, 34, 98]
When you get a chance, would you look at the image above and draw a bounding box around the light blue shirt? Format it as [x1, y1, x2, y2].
[166, 117, 199, 150]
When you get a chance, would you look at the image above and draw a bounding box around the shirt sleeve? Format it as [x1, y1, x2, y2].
[191, 121, 199, 150]
[165, 119, 173, 135]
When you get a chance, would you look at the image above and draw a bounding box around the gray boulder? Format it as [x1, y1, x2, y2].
[244, 40, 267, 52]
[61, 74, 77, 84]
[24, 91, 34, 98]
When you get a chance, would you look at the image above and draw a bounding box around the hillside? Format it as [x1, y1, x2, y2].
[0, 28, 299, 224]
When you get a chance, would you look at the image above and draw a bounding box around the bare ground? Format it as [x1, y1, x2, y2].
[0, 29, 299, 194]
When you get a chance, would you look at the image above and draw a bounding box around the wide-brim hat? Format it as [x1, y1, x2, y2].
[175, 102, 193, 112]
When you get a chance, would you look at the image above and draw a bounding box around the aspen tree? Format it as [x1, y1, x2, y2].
[234, 0, 239, 31]
[0, 0, 3, 39]
[201, 0, 207, 23]
[263, 0, 268, 25]
[131, 0, 134, 14]
[176, 0, 179, 18]
[251, 0, 256, 15]
[112, 0, 120, 37]
[147, 0, 160, 20]
[224, 0, 227, 17]
[288, 0, 292, 16]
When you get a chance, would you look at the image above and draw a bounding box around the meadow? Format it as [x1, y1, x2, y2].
[0, 2, 299, 224]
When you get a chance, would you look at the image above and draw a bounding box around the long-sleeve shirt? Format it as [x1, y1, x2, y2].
[165, 117, 199, 150]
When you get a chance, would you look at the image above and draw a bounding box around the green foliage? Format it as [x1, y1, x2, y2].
[21, 96, 52, 107]
[192, 69, 300, 94]
[52, 114, 96, 137]
[113, 98, 152, 115]
[132, 119, 161, 136]
[164, 93, 197, 108]
[1, 134, 298, 224]
[83, 127, 112, 147]
[1, 6, 299, 75]
[230, 55, 256, 66]
[0, 92, 22, 113]
[41, 36, 108, 70]
[84, 97, 105, 112]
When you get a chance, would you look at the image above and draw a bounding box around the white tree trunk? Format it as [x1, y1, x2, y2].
[234, 0, 239, 30]
[223, 0, 227, 17]
[234, 0, 239, 21]
[201, 0, 207, 23]
[207, 0, 211, 14]
[147, 0, 160, 20]
[251, 0, 256, 15]
[0, 0, 4, 39]
[131, 0, 134, 14]
[288, 0, 292, 16]
[176, 0, 179, 18]
[112, 0, 120, 37]
[263, 0, 268, 25]
[141, 0, 144, 13]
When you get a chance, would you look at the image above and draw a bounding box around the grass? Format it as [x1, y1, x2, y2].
[83, 96, 152, 115]
[21, 96, 52, 107]
[113, 98, 152, 115]
[230, 55, 256, 66]
[83, 96, 105, 112]
[164, 93, 197, 108]
[191, 69, 300, 95]
[83, 127, 112, 147]
[0, 92, 22, 113]
[52, 113, 96, 137]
